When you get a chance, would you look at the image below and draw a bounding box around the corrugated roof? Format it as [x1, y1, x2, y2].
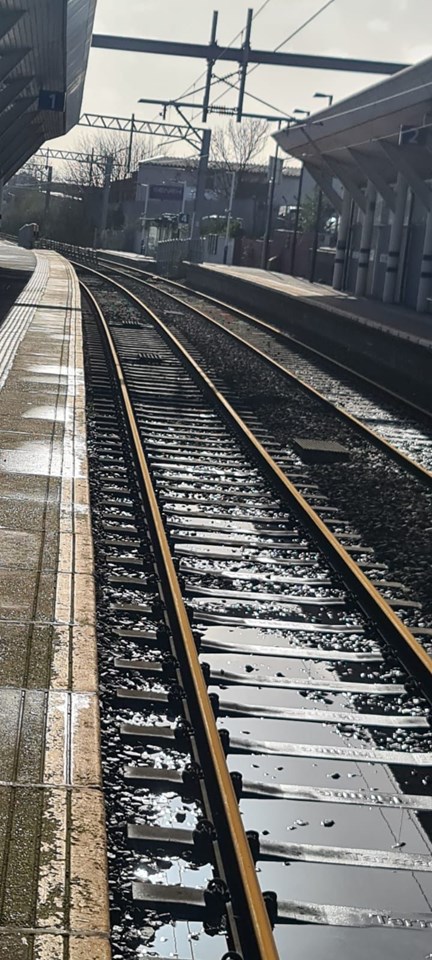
[0, 0, 96, 182]
[142, 156, 300, 176]
[274, 55, 432, 188]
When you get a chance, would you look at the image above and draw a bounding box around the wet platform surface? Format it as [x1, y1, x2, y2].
[0, 248, 109, 958]
[200, 264, 432, 347]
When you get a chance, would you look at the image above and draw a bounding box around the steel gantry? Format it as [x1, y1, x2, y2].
[77, 114, 211, 261]
[91, 8, 408, 124]
[78, 113, 204, 153]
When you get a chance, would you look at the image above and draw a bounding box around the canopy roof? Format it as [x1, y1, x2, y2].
[0, 0, 96, 182]
[274, 57, 432, 199]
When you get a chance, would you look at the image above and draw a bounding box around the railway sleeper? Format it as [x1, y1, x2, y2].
[127, 821, 432, 874]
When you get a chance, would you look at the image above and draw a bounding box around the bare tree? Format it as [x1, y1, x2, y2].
[210, 118, 270, 196]
[63, 130, 162, 186]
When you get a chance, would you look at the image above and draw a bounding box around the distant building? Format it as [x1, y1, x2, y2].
[105, 157, 301, 253]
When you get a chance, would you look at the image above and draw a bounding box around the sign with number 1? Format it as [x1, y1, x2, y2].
[38, 90, 65, 112]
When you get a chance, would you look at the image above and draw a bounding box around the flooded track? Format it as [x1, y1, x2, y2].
[81, 266, 432, 960]
[94, 262, 432, 624]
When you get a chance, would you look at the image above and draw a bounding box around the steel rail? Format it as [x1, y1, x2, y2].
[81, 280, 279, 960]
[97, 255, 432, 423]
[151, 274, 432, 414]
[98, 261, 432, 486]
[155, 274, 432, 416]
[76, 264, 432, 700]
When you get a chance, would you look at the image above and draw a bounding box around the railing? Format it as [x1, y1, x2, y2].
[154, 237, 193, 277]
[38, 238, 100, 264]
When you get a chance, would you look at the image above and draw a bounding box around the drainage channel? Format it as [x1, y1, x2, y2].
[82, 272, 432, 960]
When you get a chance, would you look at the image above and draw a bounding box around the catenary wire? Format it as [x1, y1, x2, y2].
[200, 0, 337, 118]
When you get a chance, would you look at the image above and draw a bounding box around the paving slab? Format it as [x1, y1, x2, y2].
[0, 248, 110, 957]
[200, 263, 432, 345]
[189, 262, 432, 408]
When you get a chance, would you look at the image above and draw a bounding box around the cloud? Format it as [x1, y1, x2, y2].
[368, 18, 390, 33]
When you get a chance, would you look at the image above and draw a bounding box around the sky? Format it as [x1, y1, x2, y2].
[46, 0, 432, 165]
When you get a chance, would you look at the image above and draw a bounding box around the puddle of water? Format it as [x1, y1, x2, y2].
[274, 922, 432, 959]
[0, 439, 63, 477]
[27, 364, 73, 376]
[23, 405, 66, 423]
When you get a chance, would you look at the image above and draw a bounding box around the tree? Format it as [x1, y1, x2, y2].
[63, 130, 162, 186]
[300, 188, 335, 233]
[3, 188, 97, 245]
[210, 118, 270, 197]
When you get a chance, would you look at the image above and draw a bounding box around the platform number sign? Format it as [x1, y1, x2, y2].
[399, 125, 426, 146]
[38, 90, 65, 112]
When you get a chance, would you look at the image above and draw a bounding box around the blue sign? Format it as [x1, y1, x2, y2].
[38, 90, 65, 112]
[149, 183, 184, 202]
[178, 213, 189, 224]
[400, 125, 426, 146]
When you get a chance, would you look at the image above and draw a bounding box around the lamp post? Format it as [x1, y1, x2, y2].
[313, 92, 333, 108]
[309, 93, 333, 282]
[99, 154, 114, 248]
[223, 169, 236, 265]
[261, 119, 283, 271]
[139, 183, 150, 254]
[289, 110, 310, 275]
[42, 164, 53, 234]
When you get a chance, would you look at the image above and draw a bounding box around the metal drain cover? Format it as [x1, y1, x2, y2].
[292, 438, 350, 463]
[138, 352, 164, 364]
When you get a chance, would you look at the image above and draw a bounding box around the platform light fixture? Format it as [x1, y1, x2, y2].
[314, 92, 334, 106]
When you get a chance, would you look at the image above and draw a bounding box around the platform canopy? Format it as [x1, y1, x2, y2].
[0, 0, 97, 183]
[274, 57, 432, 212]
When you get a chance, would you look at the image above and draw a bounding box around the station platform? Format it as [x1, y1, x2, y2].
[0, 245, 109, 959]
[97, 248, 156, 270]
[200, 265, 432, 345]
[0, 244, 35, 281]
[186, 263, 432, 409]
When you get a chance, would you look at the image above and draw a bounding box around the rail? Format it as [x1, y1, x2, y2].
[82, 280, 280, 960]
[79, 262, 432, 699]
[96, 262, 432, 486]
[79, 258, 432, 960]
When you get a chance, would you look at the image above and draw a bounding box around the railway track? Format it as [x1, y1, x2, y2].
[96, 256, 432, 478]
[81, 267, 432, 960]
[79, 258, 432, 629]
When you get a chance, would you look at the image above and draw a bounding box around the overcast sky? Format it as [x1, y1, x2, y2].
[48, 0, 432, 162]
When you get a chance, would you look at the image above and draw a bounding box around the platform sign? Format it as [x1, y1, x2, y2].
[399, 125, 426, 146]
[178, 212, 189, 224]
[149, 183, 184, 203]
[38, 90, 65, 112]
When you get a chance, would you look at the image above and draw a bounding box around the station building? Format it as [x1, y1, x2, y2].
[275, 56, 432, 313]
[132, 156, 301, 252]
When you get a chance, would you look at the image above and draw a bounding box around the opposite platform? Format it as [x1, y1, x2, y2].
[0, 247, 110, 959]
[198, 265, 432, 345]
[187, 263, 432, 409]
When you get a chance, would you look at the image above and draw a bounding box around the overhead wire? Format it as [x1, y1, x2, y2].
[149, 0, 336, 160]
[147, 1, 275, 155]
[173, 0, 275, 104]
[194, 0, 337, 120]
